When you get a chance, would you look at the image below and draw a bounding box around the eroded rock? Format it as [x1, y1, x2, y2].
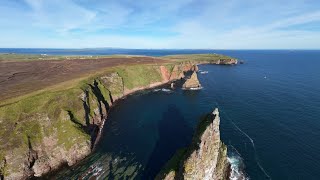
[182, 71, 201, 89]
[157, 108, 230, 180]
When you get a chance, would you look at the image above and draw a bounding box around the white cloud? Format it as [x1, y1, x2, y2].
[24, 0, 96, 32]
[0, 0, 320, 48]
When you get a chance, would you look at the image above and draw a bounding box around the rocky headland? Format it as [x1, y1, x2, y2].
[0, 54, 236, 179]
[156, 108, 230, 180]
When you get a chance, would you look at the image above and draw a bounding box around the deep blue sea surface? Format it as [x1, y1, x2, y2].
[2, 49, 320, 179]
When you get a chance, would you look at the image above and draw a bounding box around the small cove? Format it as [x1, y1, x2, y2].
[17, 49, 320, 180]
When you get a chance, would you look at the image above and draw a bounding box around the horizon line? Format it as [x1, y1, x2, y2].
[0, 47, 319, 51]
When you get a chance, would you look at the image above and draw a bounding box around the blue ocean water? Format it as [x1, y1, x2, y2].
[0, 48, 216, 56]
[2, 49, 320, 179]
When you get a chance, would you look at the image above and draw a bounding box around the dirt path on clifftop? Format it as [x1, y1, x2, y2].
[0, 57, 168, 101]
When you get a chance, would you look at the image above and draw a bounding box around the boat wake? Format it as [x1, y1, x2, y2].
[215, 102, 271, 180]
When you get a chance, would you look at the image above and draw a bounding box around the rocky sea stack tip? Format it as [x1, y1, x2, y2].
[156, 108, 230, 180]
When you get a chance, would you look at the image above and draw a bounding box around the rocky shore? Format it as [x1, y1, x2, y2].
[156, 108, 230, 180]
[0, 55, 236, 179]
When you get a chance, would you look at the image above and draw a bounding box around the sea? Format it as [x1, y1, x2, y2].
[1, 49, 320, 179]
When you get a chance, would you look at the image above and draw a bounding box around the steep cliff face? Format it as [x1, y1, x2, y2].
[214, 59, 238, 65]
[0, 62, 199, 179]
[191, 58, 237, 65]
[157, 108, 230, 180]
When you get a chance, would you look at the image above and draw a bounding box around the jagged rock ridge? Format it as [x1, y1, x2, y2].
[157, 108, 230, 180]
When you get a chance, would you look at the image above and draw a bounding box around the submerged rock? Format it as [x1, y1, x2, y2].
[157, 108, 230, 180]
[182, 72, 201, 89]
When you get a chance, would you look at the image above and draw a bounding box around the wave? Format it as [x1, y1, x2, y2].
[215, 102, 272, 179]
[182, 87, 203, 90]
[161, 88, 172, 92]
[209, 74, 272, 179]
[228, 145, 249, 180]
[153, 88, 172, 93]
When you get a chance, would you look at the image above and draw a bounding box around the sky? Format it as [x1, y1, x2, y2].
[0, 0, 320, 49]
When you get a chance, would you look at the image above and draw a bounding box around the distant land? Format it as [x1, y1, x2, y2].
[0, 53, 237, 179]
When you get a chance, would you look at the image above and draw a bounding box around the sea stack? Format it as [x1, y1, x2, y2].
[171, 82, 175, 89]
[157, 108, 230, 180]
[182, 71, 201, 89]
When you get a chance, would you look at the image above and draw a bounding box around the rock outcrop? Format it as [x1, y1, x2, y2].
[0, 62, 199, 179]
[197, 58, 238, 65]
[0, 57, 237, 179]
[182, 71, 201, 89]
[157, 108, 230, 180]
[217, 59, 238, 65]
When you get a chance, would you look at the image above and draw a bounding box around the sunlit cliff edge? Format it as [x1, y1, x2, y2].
[0, 54, 236, 179]
[156, 108, 230, 180]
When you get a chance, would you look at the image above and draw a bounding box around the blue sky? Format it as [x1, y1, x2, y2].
[1, 0, 320, 49]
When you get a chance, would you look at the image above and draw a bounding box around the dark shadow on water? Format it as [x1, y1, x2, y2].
[142, 104, 193, 179]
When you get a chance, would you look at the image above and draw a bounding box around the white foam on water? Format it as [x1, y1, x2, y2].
[228, 146, 249, 180]
[228, 155, 248, 180]
[182, 86, 203, 90]
[209, 72, 271, 179]
[215, 102, 272, 179]
[153, 88, 161, 92]
[161, 88, 172, 92]
[153, 88, 172, 93]
[200, 71, 209, 74]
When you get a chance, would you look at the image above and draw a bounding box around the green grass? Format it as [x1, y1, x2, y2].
[156, 148, 187, 179]
[164, 64, 175, 74]
[156, 113, 217, 178]
[115, 64, 162, 90]
[0, 83, 94, 151]
[163, 53, 233, 63]
[0, 62, 170, 164]
[0, 53, 145, 62]
[0, 53, 235, 177]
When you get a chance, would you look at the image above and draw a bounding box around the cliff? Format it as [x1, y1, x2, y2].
[157, 108, 230, 180]
[0, 62, 198, 179]
[163, 54, 238, 65]
[0, 54, 237, 179]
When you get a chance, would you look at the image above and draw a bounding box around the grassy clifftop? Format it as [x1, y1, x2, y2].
[163, 53, 233, 62]
[0, 53, 234, 178]
[0, 53, 145, 62]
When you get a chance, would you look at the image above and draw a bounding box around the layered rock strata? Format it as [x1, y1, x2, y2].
[157, 108, 230, 180]
[0, 57, 237, 179]
[0, 62, 199, 179]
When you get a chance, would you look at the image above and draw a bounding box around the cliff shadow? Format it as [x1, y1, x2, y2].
[183, 70, 194, 77]
[67, 110, 98, 150]
[82, 90, 90, 126]
[142, 105, 193, 179]
[89, 80, 110, 120]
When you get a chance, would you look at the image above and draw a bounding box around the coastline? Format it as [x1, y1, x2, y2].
[0, 54, 237, 179]
[91, 79, 180, 151]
